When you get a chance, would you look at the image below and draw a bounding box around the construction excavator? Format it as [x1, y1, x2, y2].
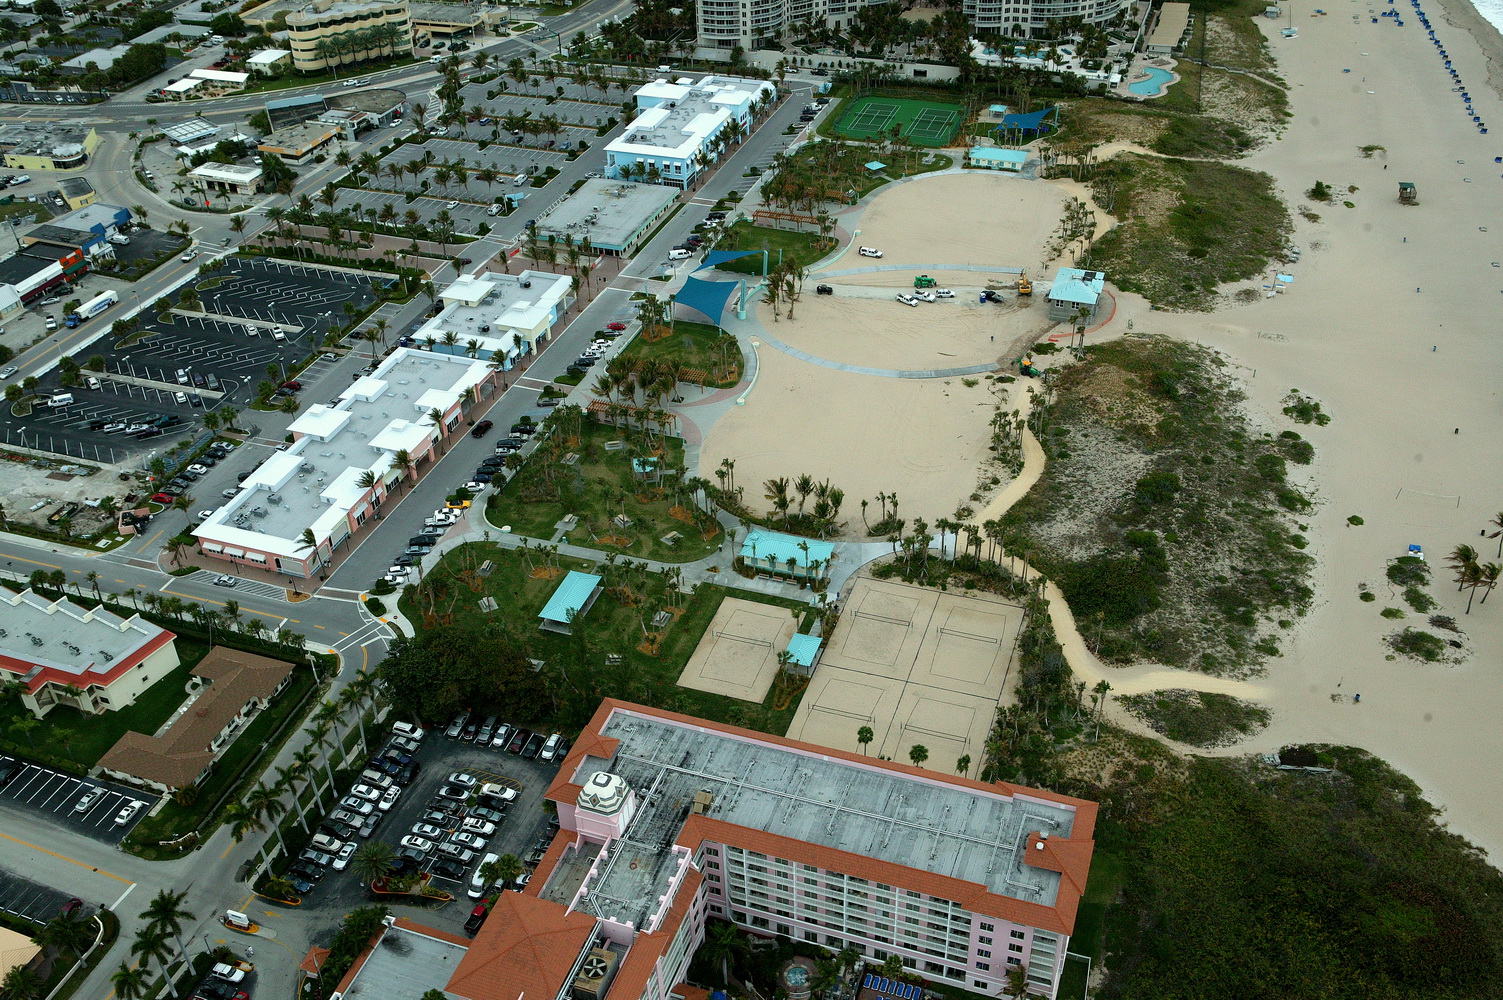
[1016, 271, 1033, 296]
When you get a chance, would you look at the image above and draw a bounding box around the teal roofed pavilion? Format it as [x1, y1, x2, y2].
[539, 571, 603, 634]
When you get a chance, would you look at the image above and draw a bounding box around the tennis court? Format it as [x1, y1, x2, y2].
[834, 95, 963, 148]
[677, 598, 798, 703]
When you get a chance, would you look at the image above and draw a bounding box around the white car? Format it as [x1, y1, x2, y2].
[915, 290, 937, 303]
[113, 800, 145, 826]
[446, 200, 459, 209]
[449, 831, 487, 850]
[213, 575, 237, 587]
[430, 510, 459, 524]
[350, 784, 382, 801]
[0, 366, 17, 380]
[378, 786, 401, 811]
[73, 787, 104, 814]
[895, 293, 919, 307]
[332, 841, 357, 871]
[197, 510, 215, 520]
[461, 818, 496, 836]
[934, 288, 955, 298]
[858, 246, 883, 258]
[211, 964, 246, 983]
[401, 835, 435, 853]
[446, 771, 478, 788]
[339, 797, 375, 815]
[181, 249, 199, 262]
[187, 464, 209, 475]
[410, 823, 445, 839]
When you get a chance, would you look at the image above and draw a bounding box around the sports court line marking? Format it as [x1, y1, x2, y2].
[0, 831, 134, 885]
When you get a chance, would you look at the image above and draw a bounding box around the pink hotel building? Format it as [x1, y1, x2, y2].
[333, 701, 1095, 1000]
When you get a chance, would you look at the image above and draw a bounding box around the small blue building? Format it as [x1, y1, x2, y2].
[968, 147, 1028, 172]
[740, 529, 834, 580]
[1046, 267, 1107, 323]
[538, 571, 603, 633]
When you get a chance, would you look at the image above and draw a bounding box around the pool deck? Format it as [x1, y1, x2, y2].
[1119, 57, 1179, 99]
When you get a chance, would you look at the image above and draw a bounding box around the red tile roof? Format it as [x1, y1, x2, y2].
[446, 891, 595, 1000]
[550, 700, 1097, 935]
[1020, 831, 1094, 898]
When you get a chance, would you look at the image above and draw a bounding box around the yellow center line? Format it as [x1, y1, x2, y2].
[339, 631, 351, 637]
[114, 579, 127, 584]
[0, 831, 133, 884]
[221, 840, 237, 859]
[1, 554, 62, 570]
[313, 624, 325, 629]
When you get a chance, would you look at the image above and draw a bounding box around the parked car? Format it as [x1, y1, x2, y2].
[506, 728, 531, 754]
[461, 818, 496, 836]
[435, 843, 476, 864]
[73, 787, 104, 814]
[437, 784, 470, 801]
[470, 805, 506, 825]
[449, 831, 487, 850]
[394, 763, 421, 787]
[339, 797, 375, 815]
[815, 284, 833, 295]
[300, 848, 336, 867]
[378, 786, 401, 811]
[411, 823, 445, 840]
[447, 771, 478, 788]
[858, 246, 883, 258]
[113, 801, 145, 826]
[430, 857, 467, 880]
[332, 842, 358, 871]
[522, 732, 546, 759]
[400, 835, 435, 853]
[446, 711, 470, 738]
[471, 419, 493, 437]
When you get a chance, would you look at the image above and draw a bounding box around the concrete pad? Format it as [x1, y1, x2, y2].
[785, 577, 1025, 771]
[677, 597, 797, 703]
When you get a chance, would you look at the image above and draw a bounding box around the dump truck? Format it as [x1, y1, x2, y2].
[913, 274, 936, 288]
[1399, 181, 1418, 205]
[65, 290, 118, 328]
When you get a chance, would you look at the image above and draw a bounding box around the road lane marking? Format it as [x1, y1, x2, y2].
[0, 831, 134, 884]
[1, 555, 62, 570]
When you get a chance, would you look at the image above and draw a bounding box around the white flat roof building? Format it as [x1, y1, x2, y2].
[533, 178, 678, 256]
[408, 270, 574, 369]
[194, 348, 495, 578]
[188, 162, 263, 195]
[190, 68, 251, 86]
[606, 75, 773, 189]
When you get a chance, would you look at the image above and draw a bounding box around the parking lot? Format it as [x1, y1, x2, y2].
[0, 866, 91, 924]
[285, 722, 566, 937]
[0, 759, 154, 844]
[330, 188, 505, 237]
[0, 259, 381, 463]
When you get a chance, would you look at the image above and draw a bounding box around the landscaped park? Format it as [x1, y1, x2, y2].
[397, 542, 814, 733]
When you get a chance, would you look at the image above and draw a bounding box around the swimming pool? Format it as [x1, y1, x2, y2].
[1129, 66, 1176, 97]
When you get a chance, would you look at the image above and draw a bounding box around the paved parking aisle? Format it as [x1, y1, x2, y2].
[0, 868, 88, 924]
[0, 761, 155, 845]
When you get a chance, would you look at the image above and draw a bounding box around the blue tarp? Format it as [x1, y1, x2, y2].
[674, 275, 738, 324]
[698, 249, 761, 271]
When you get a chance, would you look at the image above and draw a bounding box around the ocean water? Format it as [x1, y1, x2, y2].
[1467, 0, 1503, 37]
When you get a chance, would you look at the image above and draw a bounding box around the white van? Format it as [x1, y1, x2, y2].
[668, 248, 691, 261]
[470, 852, 499, 897]
[85, 376, 101, 390]
[391, 722, 425, 741]
[487, 204, 503, 217]
[429, 55, 443, 64]
[47, 393, 74, 407]
[858, 246, 883, 258]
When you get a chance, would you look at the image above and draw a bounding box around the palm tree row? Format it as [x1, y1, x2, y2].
[310, 21, 405, 78]
[118, 889, 195, 998]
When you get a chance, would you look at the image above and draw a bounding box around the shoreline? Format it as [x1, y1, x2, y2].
[1441, 0, 1503, 100]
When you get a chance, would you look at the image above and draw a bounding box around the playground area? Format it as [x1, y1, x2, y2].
[833, 95, 964, 147]
[784, 578, 1023, 770]
[677, 598, 799, 703]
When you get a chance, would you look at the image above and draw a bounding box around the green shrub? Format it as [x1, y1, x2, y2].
[365, 597, 387, 616]
[1387, 628, 1446, 662]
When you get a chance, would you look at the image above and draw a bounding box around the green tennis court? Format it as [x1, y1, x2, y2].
[833, 95, 963, 148]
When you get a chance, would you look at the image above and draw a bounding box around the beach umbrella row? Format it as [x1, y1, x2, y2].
[1406, 0, 1490, 134]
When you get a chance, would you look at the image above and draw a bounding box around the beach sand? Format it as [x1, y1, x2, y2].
[1083, 0, 1503, 863]
[697, 346, 999, 531]
[755, 295, 1047, 371]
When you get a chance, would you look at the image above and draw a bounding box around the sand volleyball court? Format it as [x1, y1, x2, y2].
[677, 598, 798, 703]
[786, 578, 1024, 770]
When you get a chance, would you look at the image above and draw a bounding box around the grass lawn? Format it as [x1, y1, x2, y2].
[124, 666, 319, 857]
[485, 420, 722, 562]
[0, 639, 210, 768]
[618, 319, 743, 388]
[711, 221, 829, 274]
[399, 544, 812, 733]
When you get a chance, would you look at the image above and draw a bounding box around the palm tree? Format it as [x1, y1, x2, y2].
[389, 449, 416, 493]
[352, 839, 396, 886]
[142, 888, 195, 982]
[489, 853, 523, 889]
[37, 910, 93, 958]
[1492, 510, 1503, 558]
[1003, 963, 1041, 998]
[427, 406, 450, 455]
[699, 920, 746, 986]
[908, 744, 928, 767]
[111, 962, 150, 1000]
[1447, 544, 1479, 592]
[856, 725, 873, 755]
[1479, 562, 1502, 604]
[129, 925, 178, 998]
[2, 966, 44, 1000]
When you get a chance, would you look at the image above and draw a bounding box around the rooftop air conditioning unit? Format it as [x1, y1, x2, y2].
[571, 948, 620, 1000]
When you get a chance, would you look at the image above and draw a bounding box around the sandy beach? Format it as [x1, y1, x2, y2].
[1068, 0, 1503, 863]
[697, 346, 1000, 531]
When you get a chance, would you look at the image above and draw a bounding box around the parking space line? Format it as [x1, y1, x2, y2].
[0, 832, 133, 884]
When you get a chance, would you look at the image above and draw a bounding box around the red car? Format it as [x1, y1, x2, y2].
[606, 321, 627, 331]
[282, 380, 302, 391]
[150, 492, 173, 505]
